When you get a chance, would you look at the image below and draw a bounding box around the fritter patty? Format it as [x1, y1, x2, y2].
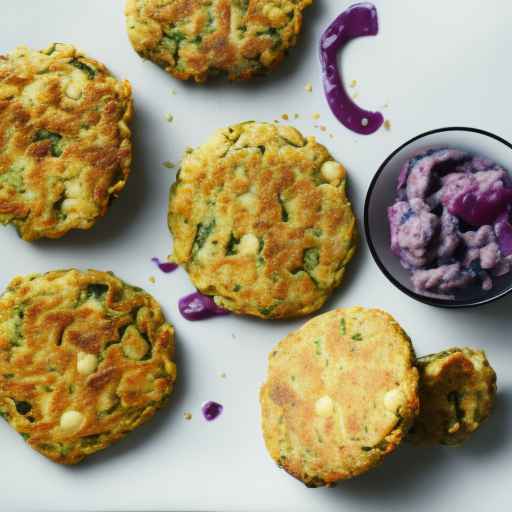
[0, 44, 133, 241]
[408, 347, 496, 446]
[0, 269, 176, 464]
[168, 121, 357, 319]
[260, 307, 419, 486]
[125, 0, 312, 82]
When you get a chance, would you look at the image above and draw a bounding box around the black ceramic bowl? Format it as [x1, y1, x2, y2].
[364, 127, 512, 308]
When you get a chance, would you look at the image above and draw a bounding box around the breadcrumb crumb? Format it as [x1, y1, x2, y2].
[304, 82, 313, 92]
[312, 113, 320, 120]
[220, 372, 227, 379]
[350, 79, 357, 88]
[165, 113, 174, 122]
[149, 276, 156, 284]
[281, 114, 289, 121]
[384, 120, 391, 130]
[162, 161, 175, 169]
[183, 412, 192, 420]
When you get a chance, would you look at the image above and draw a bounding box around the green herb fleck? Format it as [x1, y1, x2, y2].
[314, 338, 322, 356]
[193, 220, 215, 254]
[304, 248, 320, 273]
[352, 333, 363, 341]
[339, 318, 346, 335]
[34, 130, 63, 157]
[70, 59, 96, 79]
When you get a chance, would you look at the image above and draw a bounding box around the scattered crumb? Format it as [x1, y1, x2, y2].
[149, 276, 156, 284]
[329, 133, 334, 139]
[273, 119, 280, 124]
[304, 82, 313, 92]
[294, 113, 299, 119]
[384, 119, 392, 131]
[166, 254, 173, 262]
[361, 117, 369, 127]
[312, 113, 320, 120]
[220, 372, 227, 379]
[162, 161, 175, 169]
[350, 79, 357, 88]
[382, 102, 389, 109]
[352, 92, 359, 100]
[281, 114, 289, 121]
[313, 124, 319, 129]
[320, 125, 327, 132]
[183, 412, 192, 421]
[170, 89, 176, 95]
[165, 113, 174, 122]
[231, 333, 236, 339]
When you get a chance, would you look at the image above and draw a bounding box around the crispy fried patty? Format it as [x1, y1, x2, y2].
[260, 307, 419, 486]
[408, 347, 496, 446]
[0, 270, 176, 464]
[0, 44, 132, 241]
[168, 121, 357, 319]
[125, 0, 312, 82]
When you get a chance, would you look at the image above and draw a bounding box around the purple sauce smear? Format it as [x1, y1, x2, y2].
[320, 2, 384, 135]
[151, 257, 178, 273]
[178, 292, 230, 321]
[202, 401, 223, 421]
[388, 148, 512, 298]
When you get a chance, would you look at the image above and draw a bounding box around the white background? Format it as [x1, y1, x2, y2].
[1, 1, 511, 511]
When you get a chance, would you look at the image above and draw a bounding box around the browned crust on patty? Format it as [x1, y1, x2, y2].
[168, 121, 357, 319]
[0, 44, 133, 240]
[0, 269, 176, 464]
[125, 0, 313, 82]
[260, 307, 419, 486]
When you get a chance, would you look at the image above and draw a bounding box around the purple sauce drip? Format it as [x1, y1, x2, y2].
[320, 3, 384, 135]
[202, 401, 223, 421]
[178, 292, 230, 321]
[151, 257, 178, 274]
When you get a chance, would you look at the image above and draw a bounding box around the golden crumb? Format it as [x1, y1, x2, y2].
[312, 113, 320, 120]
[165, 113, 174, 122]
[149, 276, 156, 284]
[220, 372, 227, 379]
[350, 79, 357, 88]
[320, 126, 327, 132]
[384, 120, 392, 130]
[304, 82, 313, 92]
[183, 412, 192, 421]
[162, 161, 175, 169]
[281, 114, 289, 121]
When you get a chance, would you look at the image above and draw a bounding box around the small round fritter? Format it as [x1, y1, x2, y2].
[168, 121, 357, 319]
[125, 0, 312, 82]
[260, 307, 419, 486]
[0, 44, 133, 241]
[0, 269, 176, 464]
[408, 347, 496, 446]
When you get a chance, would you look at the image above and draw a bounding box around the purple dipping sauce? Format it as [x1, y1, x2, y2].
[320, 3, 384, 135]
[202, 401, 223, 421]
[151, 257, 178, 274]
[388, 148, 512, 298]
[178, 292, 230, 321]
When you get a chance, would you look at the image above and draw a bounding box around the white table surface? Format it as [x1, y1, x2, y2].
[1, 1, 511, 511]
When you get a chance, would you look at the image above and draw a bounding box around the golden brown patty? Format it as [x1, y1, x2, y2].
[260, 307, 419, 486]
[125, 0, 312, 82]
[0, 44, 132, 241]
[408, 347, 496, 446]
[0, 269, 176, 464]
[168, 121, 357, 319]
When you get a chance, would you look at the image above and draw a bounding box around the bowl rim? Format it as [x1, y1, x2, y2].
[364, 125, 512, 308]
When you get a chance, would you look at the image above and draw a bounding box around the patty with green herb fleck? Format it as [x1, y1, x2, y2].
[125, 0, 312, 82]
[0, 44, 133, 241]
[168, 121, 357, 319]
[408, 347, 496, 446]
[0, 269, 176, 464]
[260, 307, 419, 486]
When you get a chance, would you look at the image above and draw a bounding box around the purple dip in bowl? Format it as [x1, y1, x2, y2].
[388, 148, 512, 298]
